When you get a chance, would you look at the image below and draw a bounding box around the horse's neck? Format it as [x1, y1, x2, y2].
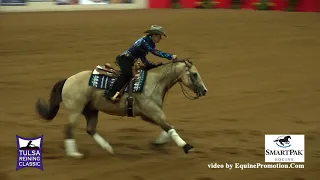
[155, 63, 184, 99]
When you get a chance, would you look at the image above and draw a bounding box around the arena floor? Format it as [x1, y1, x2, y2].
[0, 9, 319, 180]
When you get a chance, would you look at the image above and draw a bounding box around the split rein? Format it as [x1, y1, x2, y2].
[155, 59, 200, 100]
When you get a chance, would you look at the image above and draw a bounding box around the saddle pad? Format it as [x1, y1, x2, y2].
[88, 69, 147, 93]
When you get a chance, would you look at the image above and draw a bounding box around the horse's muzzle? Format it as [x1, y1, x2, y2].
[202, 89, 207, 96]
[199, 89, 207, 97]
[195, 88, 207, 97]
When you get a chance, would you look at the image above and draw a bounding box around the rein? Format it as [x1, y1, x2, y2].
[137, 58, 200, 103]
[179, 83, 199, 100]
[156, 58, 200, 100]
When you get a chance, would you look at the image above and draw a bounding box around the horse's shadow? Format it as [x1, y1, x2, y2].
[43, 145, 65, 160]
[148, 142, 172, 154]
[76, 142, 172, 160]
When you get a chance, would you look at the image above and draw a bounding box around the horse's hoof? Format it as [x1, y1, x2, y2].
[183, 143, 195, 154]
[108, 149, 115, 156]
[103, 146, 115, 155]
[67, 152, 84, 158]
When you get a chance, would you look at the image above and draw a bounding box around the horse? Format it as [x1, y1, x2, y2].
[35, 59, 208, 158]
[274, 136, 291, 146]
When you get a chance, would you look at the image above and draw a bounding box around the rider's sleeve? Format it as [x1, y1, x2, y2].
[142, 39, 173, 60]
[140, 56, 152, 66]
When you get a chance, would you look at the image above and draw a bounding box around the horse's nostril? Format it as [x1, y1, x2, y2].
[203, 89, 207, 95]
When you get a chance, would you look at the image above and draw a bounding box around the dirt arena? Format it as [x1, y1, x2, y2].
[0, 9, 319, 180]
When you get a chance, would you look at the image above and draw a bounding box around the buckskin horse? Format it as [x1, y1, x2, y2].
[36, 59, 208, 158]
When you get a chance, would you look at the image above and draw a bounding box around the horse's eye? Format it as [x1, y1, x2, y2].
[192, 73, 198, 78]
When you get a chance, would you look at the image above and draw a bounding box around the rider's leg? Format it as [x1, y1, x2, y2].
[105, 55, 133, 100]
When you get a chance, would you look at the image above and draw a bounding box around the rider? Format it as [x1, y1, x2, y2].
[104, 25, 178, 102]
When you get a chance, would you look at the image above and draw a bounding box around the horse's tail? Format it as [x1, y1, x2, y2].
[36, 79, 67, 121]
[273, 140, 279, 142]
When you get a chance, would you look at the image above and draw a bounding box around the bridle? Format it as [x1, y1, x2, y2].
[175, 59, 201, 100]
[138, 58, 202, 101]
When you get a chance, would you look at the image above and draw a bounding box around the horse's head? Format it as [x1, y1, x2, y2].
[175, 59, 208, 98]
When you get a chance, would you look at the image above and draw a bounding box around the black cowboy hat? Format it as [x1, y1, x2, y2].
[144, 25, 168, 38]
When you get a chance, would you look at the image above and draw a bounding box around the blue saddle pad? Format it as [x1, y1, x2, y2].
[88, 69, 147, 93]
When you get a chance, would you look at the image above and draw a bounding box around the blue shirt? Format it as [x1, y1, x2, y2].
[123, 36, 174, 66]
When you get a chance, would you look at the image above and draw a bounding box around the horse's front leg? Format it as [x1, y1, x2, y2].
[141, 105, 194, 154]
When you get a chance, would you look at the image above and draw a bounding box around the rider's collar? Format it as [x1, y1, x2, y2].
[146, 35, 155, 45]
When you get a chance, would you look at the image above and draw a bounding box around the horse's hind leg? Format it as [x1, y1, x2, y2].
[153, 131, 170, 145]
[83, 106, 114, 155]
[141, 116, 170, 146]
[64, 111, 84, 158]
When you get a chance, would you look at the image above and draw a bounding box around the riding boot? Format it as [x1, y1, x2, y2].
[105, 74, 130, 101]
[104, 89, 117, 101]
[104, 54, 134, 102]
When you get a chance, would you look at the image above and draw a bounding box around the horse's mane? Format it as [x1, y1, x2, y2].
[156, 58, 193, 69]
[171, 58, 193, 65]
[146, 58, 193, 74]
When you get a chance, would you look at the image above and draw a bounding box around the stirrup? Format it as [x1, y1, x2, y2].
[111, 92, 120, 101]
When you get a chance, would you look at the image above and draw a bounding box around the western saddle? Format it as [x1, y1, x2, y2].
[94, 62, 144, 117]
[95, 62, 143, 79]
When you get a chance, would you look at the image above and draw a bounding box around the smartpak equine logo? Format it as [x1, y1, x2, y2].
[16, 135, 44, 171]
[265, 134, 304, 163]
[273, 136, 291, 148]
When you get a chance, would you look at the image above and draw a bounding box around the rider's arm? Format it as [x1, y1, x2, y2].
[140, 56, 153, 66]
[142, 39, 173, 60]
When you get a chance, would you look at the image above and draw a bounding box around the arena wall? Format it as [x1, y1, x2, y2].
[1, 0, 318, 13]
[149, 0, 319, 12]
[0, 0, 148, 13]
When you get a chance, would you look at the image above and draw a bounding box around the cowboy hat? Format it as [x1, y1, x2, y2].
[144, 25, 168, 38]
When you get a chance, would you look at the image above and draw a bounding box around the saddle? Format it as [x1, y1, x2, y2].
[95, 63, 143, 79]
[92, 62, 145, 117]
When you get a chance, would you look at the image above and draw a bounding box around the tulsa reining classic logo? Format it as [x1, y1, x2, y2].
[16, 135, 44, 171]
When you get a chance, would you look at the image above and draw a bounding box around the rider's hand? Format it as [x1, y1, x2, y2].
[172, 55, 178, 61]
